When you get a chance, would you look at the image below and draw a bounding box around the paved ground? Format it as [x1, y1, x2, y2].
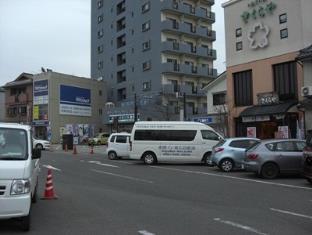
[0, 149, 311, 234]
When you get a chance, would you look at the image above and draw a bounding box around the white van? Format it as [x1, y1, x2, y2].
[0, 123, 41, 231]
[129, 121, 223, 164]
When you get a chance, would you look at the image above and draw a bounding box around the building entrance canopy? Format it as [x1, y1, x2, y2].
[240, 100, 298, 117]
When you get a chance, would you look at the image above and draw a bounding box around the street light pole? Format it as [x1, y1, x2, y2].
[183, 92, 186, 121]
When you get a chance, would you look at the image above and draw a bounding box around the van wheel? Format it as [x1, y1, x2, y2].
[20, 211, 31, 231]
[203, 152, 213, 166]
[108, 151, 117, 160]
[219, 159, 234, 172]
[143, 152, 156, 165]
[35, 144, 43, 150]
[261, 162, 279, 179]
[307, 179, 312, 184]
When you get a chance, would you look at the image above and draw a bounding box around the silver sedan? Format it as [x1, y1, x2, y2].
[244, 139, 306, 179]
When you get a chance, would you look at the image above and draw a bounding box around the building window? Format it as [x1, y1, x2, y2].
[98, 61, 103, 70]
[142, 40, 151, 51]
[117, 52, 126, 65]
[273, 61, 297, 101]
[97, 15, 103, 23]
[280, 28, 288, 39]
[117, 34, 126, 48]
[117, 88, 126, 101]
[97, 0, 103, 9]
[97, 45, 103, 54]
[117, 70, 126, 83]
[143, 60, 151, 71]
[97, 29, 103, 38]
[236, 41, 243, 51]
[279, 13, 287, 24]
[117, 17, 126, 31]
[142, 21, 151, 32]
[233, 70, 253, 107]
[99, 108, 102, 116]
[143, 81, 151, 91]
[99, 90, 102, 96]
[213, 92, 226, 105]
[142, 2, 150, 13]
[236, 28, 242, 37]
[117, 0, 125, 15]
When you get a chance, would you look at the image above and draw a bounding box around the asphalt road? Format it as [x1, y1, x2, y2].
[1, 149, 312, 235]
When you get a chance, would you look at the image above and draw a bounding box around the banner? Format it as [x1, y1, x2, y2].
[59, 85, 91, 116]
[247, 127, 256, 138]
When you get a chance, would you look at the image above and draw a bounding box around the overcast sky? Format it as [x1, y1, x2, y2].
[0, 0, 226, 86]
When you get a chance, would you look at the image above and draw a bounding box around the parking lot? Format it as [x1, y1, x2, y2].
[0, 147, 311, 234]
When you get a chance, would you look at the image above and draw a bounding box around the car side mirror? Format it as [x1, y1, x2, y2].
[32, 148, 41, 159]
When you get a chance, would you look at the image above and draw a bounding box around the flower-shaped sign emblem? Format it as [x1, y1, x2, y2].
[248, 22, 270, 49]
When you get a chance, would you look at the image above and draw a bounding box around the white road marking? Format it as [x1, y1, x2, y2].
[150, 166, 312, 191]
[270, 208, 312, 220]
[80, 160, 85, 162]
[114, 161, 137, 165]
[42, 164, 61, 171]
[88, 160, 119, 168]
[213, 218, 268, 235]
[91, 169, 153, 184]
[138, 230, 155, 235]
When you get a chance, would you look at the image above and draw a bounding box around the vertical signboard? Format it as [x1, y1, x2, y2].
[59, 85, 91, 117]
[33, 80, 49, 122]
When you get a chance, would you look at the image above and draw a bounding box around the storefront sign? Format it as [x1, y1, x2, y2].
[255, 115, 270, 122]
[108, 114, 140, 123]
[32, 120, 50, 126]
[193, 116, 214, 124]
[278, 126, 289, 139]
[247, 127, 257, 138]
[257, 92, 279, 105]
[33, 80, 48, 105]
[60, 85, 91, 117]
[242, 116, 256, 123]
[242, 0, 277, 24]
[33, 105, 39, 120]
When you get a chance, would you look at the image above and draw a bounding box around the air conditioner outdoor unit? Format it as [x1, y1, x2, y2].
[301, 86, 312, 97]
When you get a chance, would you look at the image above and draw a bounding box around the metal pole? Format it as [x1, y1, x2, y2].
[134, 93, 138, 122]
[183, 92, 186, 121]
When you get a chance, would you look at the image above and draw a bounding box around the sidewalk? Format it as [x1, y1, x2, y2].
[49, 144, 107, 154]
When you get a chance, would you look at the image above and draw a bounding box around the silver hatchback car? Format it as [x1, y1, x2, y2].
[211, 138, 260, 172]
[244, 139, 306, 179]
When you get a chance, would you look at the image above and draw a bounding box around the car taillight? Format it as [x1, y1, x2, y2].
[214, 147, 224, 153]
[247, 153, 258, 160]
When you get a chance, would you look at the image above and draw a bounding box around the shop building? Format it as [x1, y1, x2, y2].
[0, 87, 6, 122]
[32, 71, 106, 143]
[222, 0, 312, 139]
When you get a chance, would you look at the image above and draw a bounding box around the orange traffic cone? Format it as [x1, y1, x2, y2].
[41, 168, 58, 200]
[73, 145, 77, 155]
[90, 145, 94, 154]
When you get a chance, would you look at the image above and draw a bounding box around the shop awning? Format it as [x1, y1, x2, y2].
[240, 100, 298, 117]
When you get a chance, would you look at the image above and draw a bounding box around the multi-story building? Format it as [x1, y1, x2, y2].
[3, 73, 34, 125]
[91, 0, 217, 131]
[0, 87, 5, 122]
[32, 71, 106, 143]
[223, 0, 312, 139]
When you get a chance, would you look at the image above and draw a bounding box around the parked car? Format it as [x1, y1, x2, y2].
[33, 137, 50, 150]
[244, 139, 306, 179]
[107, 133, 131, 160]
[303, 132, 312, 184]
[88, 132, 110, 145]
[211, 138, 260, 172]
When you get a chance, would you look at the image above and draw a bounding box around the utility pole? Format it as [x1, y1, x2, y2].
[134, 93, 138, 122]
[183, 92, 186, 121]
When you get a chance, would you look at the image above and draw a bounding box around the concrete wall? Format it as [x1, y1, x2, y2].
[223, 0, 312, 67]
[206, 74, 227, 114]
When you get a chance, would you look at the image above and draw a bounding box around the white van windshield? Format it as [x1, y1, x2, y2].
[0, 128, 28, 160]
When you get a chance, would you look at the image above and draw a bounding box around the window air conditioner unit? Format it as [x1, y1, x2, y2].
[301, 86, 312, 97]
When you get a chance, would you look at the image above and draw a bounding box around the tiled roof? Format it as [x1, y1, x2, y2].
[297, 44, 312, 61]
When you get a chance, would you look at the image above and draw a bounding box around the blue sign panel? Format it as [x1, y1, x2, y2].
[34, 80, 48, 96]
[60, 85, 91, 116]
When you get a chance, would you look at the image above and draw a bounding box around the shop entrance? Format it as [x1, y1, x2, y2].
[259, 122, 278, 139]
[34, 126, 47, 140]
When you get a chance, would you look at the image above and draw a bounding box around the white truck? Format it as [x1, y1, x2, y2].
[0, 123, 41, 231]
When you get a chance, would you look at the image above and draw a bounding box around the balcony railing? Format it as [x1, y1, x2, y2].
[162, 84, 207, 97]
[162, 62, 217, 79]
[161, 20, 216, 41]
[161, 41, 216, 60]
[161, 0, 215, 23]
[7, 93, 30, 105]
